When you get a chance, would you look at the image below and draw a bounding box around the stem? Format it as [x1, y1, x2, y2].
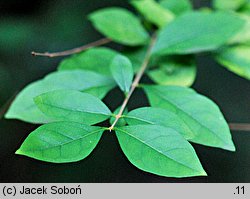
[108, 34, 157, 131]
[229, 123, 250, 132]
[31, 38, 111, 58]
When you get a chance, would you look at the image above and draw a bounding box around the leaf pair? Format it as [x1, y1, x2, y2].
[88, 5, 246, 82]
[16, 88, 207, 177]
[15, 90, 112, 163]
[5, 46, 135, 123]
[17, 121, 207, 177]
[5, 70, 115, 123]
[12, 75, 235, 178]
[88, 5, 247, 83]
[89, 6, 244, 54]
[14, 86, 210, 178]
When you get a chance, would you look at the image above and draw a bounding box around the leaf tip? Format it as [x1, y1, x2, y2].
[15, 149, 23, 155]
[200, 170, 208, 177]
[225, 143, 236, 152]
[4, 109, 17, 120]
[87, 13, 94, 22]
[4, 111, 11, 119]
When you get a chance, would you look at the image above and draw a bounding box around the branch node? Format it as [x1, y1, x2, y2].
[132, 82, 138, 88]
[115, 114, 121, 119]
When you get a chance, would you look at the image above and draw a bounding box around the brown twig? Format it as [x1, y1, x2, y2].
[108, 33, 157, 131]
[31, 38, 112, 58]
[229, 123, 250, 131]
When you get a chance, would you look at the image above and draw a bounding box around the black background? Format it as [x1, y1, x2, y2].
[0, 0, 249, 182]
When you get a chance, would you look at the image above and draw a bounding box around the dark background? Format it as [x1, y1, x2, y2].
[0, 0, 249, 182]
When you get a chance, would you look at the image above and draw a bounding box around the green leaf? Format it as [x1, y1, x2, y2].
[34, 90, 112, 125]
[229, 14, 250, 44]
[83, 85, 115, 99]
[148, 56, 196, 87]
[5, 70, 115, 124]
[110, 55, 134, 93]
[58, 47, 118, 76]
[131, 0, 174, 28]
[89, 7, 149, 46]
[16, 122, 104, 163]
[110, 106, 128, 127]
[213, 0, 246, 10]
[159, 0, 192, 16]
[116, 125, 206, 178]
[216, 46, 250, 80]
[123, 45, 159, 72]
[125, 107, 194, 139]
[143, 85, 235, 151]
[153, 11, 245, 56]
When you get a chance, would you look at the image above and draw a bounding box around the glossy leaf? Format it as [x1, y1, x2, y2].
[110, 55, 134, 93]
[58, 47, 118, 76]
[5, 70, 115, 123]
[216, 46, 250, 80]
[131, 0, 174, 28]
[116, 125, 206, 177]
[144, 85, 235, 151]
[34, 90, 112, 125]
[148, 56, 196, 87]
[159, 0, 192, 16]
[153, 11, 245, 56]
[89, 7, 149, 46]
[213, 0, 246, 10]
[16, 122, 104, 163]
[125, 107, 194, 139]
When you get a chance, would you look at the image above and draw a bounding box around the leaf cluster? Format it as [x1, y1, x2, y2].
[4, 0, 250, 178]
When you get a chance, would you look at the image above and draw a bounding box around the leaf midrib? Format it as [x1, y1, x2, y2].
[26, 128, 103, 152]
[123, 115, 155, 125]
[149, 88, 228, 145]
[117, 128, 200, 173]
[38, 101, 111, 117]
